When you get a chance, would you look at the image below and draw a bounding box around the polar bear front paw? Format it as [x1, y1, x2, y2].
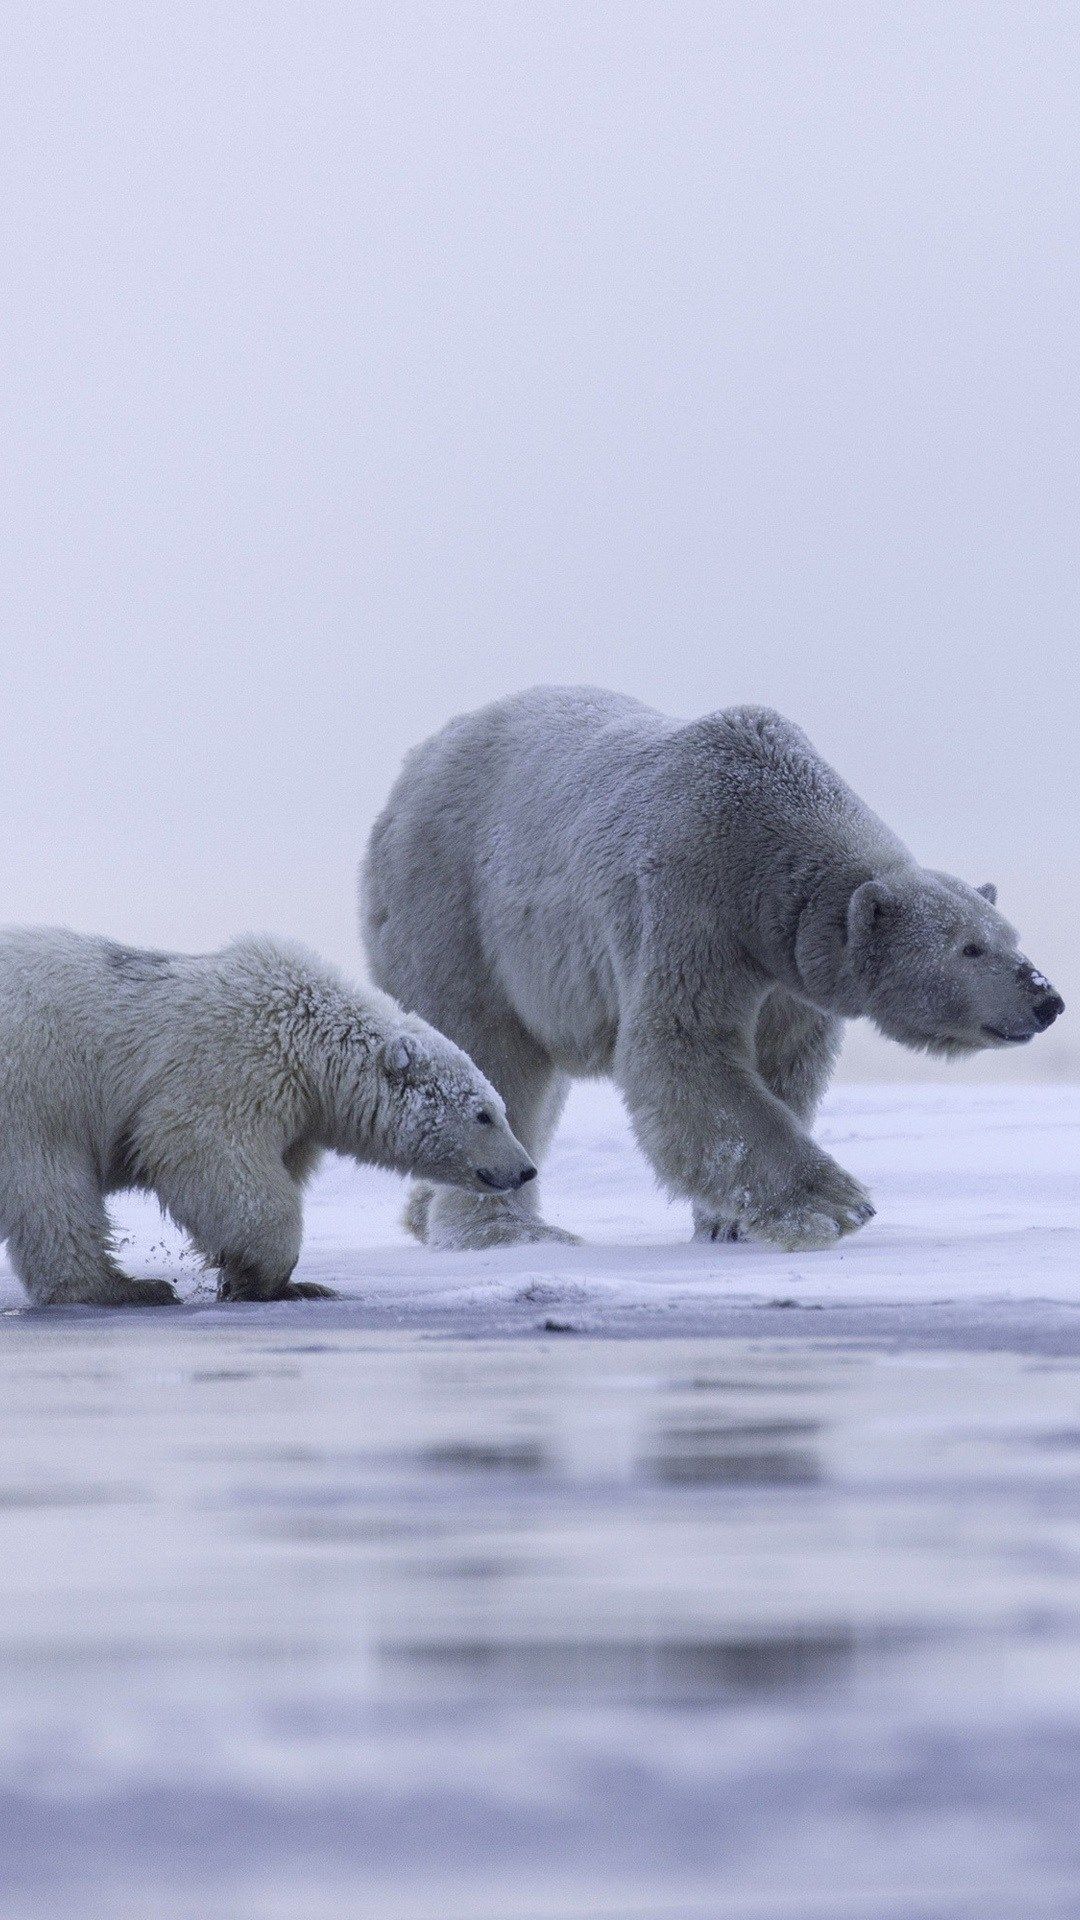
[125, 1277, 181, 1306]
[749, 1157, 874, 1253]
[217, 1265, 338, 1301]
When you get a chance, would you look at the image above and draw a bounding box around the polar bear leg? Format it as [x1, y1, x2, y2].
[154, 1149, 320, 1301]
[401, 1182, 435, 1243]
[693, 993, 843, 1244]
[4, 1151, 177, 1307]
[618, 995, 868, 1252]
[755, 990, 843, 1124]
[420, 1028, 578, 1250]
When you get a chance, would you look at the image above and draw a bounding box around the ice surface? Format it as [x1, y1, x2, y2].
[1, 1082, 1079, 1919]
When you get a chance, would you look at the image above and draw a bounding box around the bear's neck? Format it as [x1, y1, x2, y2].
[758, 852, 914, 1016]
[728, 768, 912, 1015]
[284, 979, 395, 1162]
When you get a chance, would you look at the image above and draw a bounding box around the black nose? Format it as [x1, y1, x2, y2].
[1033, 992, 1065, 1031]
[519, 1165, 538, 1185]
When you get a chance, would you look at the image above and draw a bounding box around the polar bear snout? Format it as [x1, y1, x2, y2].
[1032, 989, 1065, 1031]
[476, 1163, 538, 1192]
[1017, 963, 1065, 1033]
[978, 963, 1065, 1044]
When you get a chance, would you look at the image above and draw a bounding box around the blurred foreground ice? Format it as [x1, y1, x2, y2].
[0, 1083, 1079, 1919]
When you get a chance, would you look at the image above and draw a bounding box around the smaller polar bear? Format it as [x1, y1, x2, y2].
[0, 928, 535, 1308]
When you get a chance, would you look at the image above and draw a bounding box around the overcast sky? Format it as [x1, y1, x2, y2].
[3, 3, 1077, 1078]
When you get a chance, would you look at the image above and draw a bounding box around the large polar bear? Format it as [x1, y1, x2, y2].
[0, 929, 534, 1306]
[363, 687, 1063, 1253]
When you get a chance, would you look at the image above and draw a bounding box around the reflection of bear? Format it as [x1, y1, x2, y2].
[363, 687, 1063, 1252]
[0, 929, 533, 1305]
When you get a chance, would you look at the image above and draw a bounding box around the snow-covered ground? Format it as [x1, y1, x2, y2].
[1, 1082, 1079, 1918]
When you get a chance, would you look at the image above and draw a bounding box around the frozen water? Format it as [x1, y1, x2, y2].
[0, 1082, 1078, 1919]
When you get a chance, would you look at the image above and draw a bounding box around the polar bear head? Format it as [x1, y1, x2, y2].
[844, 871, 1064, 1057]
[376, 1027, 538, 1192]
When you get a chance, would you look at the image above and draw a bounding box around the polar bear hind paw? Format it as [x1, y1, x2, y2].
[427, 1204, 581, 1251]
[693, 1212, 747, 1244]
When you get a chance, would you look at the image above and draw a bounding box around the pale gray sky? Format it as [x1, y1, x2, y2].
[4, 3, 1077, 1077]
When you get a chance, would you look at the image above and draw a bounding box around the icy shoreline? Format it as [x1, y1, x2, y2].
[8, 1079, 1073, 1330]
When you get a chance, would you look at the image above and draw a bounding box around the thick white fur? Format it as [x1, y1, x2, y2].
[363, 687, 1060, 1252]
[0, 928, 531, 1306]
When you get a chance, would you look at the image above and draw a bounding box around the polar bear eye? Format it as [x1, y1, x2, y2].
[476, 1108, 495, 1125]
[962, 943, 985, 960]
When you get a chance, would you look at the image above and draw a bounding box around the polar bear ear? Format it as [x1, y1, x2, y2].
[846, 878, 896, 948]
[381, 1033, 421, 1076]
[976, 882, 997, 905]
[845, 875, 895, 960]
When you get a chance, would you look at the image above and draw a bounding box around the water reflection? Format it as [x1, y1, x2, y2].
[650, 1416, 823, 1487]
[382, 1628, 862, 1701]
[422, 1440, 551, 1474]
[3, 1322, 1080, 1917]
